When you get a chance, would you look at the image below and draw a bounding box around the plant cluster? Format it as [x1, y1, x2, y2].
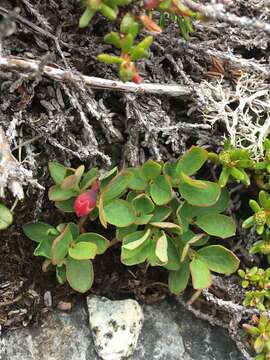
[243, 313, 270, 360]
[238, 267, 270, 311]
[208, 140, 254, 188]
[23, 146, 239, 293]
[79, 0, 201, 82]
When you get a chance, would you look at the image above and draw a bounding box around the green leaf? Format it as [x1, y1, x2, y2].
[0, 204, 13, 229]
[22, 222, 57, 243]
[56, 265, 66, 284]
[122, 229, 151, 250]
[155, 231, 168, 263]
[150, 175, 172, 205]
[89, 207, 99, 221]
[163, 161, 179, 186]
[121, 33, 134, 53]
[195, 214, 236, 238]
[168, 258, 190, 294]
[100, 166, 118, 191]
[180, 173, 207, 189]
[103, 171, 132, 203]
[131, 36, 153, 61]
[120, 12, 135, 34]
[176, 146, 208, 176]
[34, 238, 53, 259]
[55, 198, 75, 213]
[133, 36, 153, 52]
[97, 54, 124, 65]
[121, 243, 149, 266]
[151, 206, 172, 222]
[75, 233, 110, 254]
[69, 242, 98, 260]
[134, 213, 153, 225]
[242, 215, 255, 229]
[130, 47, 148, 61]
[116, 224, 138, 241]
[163, 236, 181, 271]
[51, 225, 73, 265]
[190, 258, 212, 289]
[150, 221, 182, 235]
[80, 168, 99, 190]
[249, 199, 261, 212]
[127, 168, 148, 190]
[259, 191, 270, 210]
[230, 167, 245, 181]
[104, 199, 136, 227]
[61, 175, 78, 190]
[218, 167, 231, 187]
[179, 188, 229, 223]
[141, 159, 161, 181]
[66, 257, 94, 293]
[48, 162, 67, 184]
[69, 223, 80, 239]
[254, 335, 265, 354]
[79, 7, 96, 27]
[48, 185, 77, 201]
[114, 0, 133, 6]
[104, 31, 121, 48]
[126, 191, 138, 203]
[99, 3, 117, 20]
[179, 175, 221, 207]
[132, 194, 155, 214]
[197, 245, 239, 274]
[98, 195, 107, 228]
[181, 231, 209, 247]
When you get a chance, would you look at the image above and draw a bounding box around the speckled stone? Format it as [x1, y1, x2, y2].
[87, 296, 144, 360]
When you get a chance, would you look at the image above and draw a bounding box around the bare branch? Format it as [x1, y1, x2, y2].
[183, 0, 270, 34]
[0, 56, 191, 97]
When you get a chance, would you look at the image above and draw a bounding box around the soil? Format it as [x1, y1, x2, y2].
[0, 4, 269, 358]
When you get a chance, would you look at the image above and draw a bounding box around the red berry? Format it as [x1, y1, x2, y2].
[132, 74, 143, 84]
[74, 190, 97, 217]
[144, 0, 160, 10]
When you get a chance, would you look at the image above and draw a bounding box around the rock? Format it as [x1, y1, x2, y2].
[134, 300, 245, 360]
[87, 295, 144, 360]
[0, 306, 97, 360]
[0, 299, 246, 360]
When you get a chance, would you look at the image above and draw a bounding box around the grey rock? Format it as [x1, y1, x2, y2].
[0, 306, 97, 360]
[134, 300, 244, 360]
[0, 299, 246, 360]
[87, 296, 144, 360]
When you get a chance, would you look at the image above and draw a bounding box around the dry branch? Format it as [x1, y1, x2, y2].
[0, 56, 191, 97]
[183, 0, 270, 34]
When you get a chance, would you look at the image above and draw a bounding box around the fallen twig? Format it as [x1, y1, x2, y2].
[183, 0, 270, 34]
[0, 56, 191, 97]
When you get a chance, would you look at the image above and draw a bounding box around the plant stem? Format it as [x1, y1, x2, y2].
[109, 237, 121, 248]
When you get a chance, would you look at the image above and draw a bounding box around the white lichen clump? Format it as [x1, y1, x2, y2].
[0, 127, 33, 199]
[199, 74, 270, 159]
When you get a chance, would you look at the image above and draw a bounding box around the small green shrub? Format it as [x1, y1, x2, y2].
[243, 313, 270, 359]
[79, 0, 201, 82]
[239, 267, 270, 311]
[208, 141, 253, 187]
[23, 146, 239, 293]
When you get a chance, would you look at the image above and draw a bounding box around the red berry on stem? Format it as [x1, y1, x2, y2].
[132, 74, 143, 84]
[74, 189, 97, 217]
[144, 0, 160, 10]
